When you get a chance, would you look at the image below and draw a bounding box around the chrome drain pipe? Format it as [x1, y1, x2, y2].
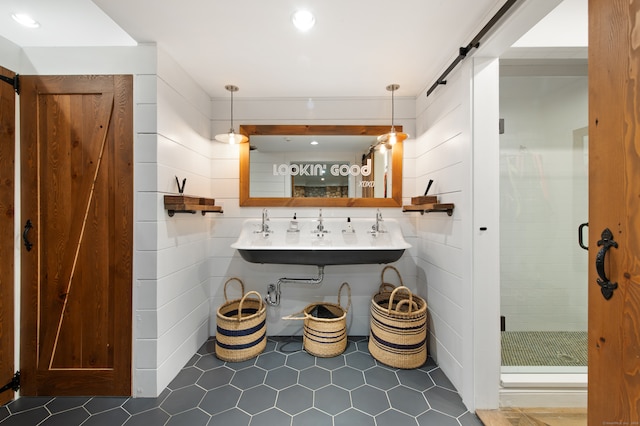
[265, 266, 325, 306]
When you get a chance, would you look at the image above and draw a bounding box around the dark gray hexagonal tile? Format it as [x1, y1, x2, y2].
[429, 367, 457, 391]
[208, 408, 250, 425]
[0, 405, 9, 422]
[39, 407, 90, 425]
[356, 340, 371, 354]
[292, 408, 332, 426]
[351, 385, 390, 415]
[342, 340, 358, 354]
[124, 407, 170, 426]
[298, 366, 330, 390]
[265, 365, 298, 390]
[166, 408, 210, 426]
[375, 408, 419, 426]
[168, 366, 203, 390]
[334, 408, 376, 426]
[82, 407, 130, 426]
[315, 354, 346, 370]
[122, 388, 169, 415]
[249, 408, 291, 426]
[388, 385, 429, 416]
[230, 366, 266, 388]
[195, 354, 225, 371]
[256, 351, 286, 370]
[84, 397, 128, 414]
[397, 368, 435, 391]
[423, 386, 467, 417]
[263, 339, 278, 353]
[459, 411, 484, 425]
[314, 385, 350, 415]
[197, 339, 216, 355]
[286, 351, 315, 370]
[197, 366, 234, 390]
[417, 409, 461, 426]
[345, 351, 375, 370]
[7, 397, 53, 413]
[161, 385, 206, 415]
[332, 366, 365, 390]
[364, 366, 399, 390]
[0, 407, 50, 426]
[199, 385, 241, 415]
[275, 336, 303, 352]
[275, 384, 313, 415]
[184, 353, 200, 368]
[46, 397, 90, 413]
[237, 385, 277, 415]
[224, 358, 256, 371]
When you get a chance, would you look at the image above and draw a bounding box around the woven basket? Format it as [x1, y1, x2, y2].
[284, 282, 351, 357]
[215, 278, 267, 362]
[369, 267, 427, 369]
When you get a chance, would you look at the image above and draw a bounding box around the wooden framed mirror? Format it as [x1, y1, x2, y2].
[239, 125, 403, 207]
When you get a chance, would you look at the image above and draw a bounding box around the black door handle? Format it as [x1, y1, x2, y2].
[23, 219, 33, 252]
[578, 222, 588, 250]
[595, 228, 618, 300]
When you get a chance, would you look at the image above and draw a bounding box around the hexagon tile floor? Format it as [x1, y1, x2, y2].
[0, 336, 483, 426]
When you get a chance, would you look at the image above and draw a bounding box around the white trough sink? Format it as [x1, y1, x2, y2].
[231, 216, 410, 266]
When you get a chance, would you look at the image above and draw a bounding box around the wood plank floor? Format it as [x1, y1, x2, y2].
[476, 408, 587, 425]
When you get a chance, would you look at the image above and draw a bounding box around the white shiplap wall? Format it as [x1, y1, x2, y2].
[413, 63, 473, 403]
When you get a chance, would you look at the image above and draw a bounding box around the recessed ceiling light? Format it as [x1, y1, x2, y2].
[12, 13, 40, 28]
[310, 140, 319, 145]
[292, 10, 315, 31]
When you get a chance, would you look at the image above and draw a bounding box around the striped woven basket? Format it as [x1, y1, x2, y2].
[283, 282, 351, 358]
[369, 267, 427, 369]
[215, 278, 267, 362]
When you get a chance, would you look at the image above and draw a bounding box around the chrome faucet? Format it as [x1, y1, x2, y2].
[371, 209, 386, 233]
[255, 208, 270, 234]
[314, 208, 328, 234]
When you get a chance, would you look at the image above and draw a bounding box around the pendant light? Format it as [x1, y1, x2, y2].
[215, 85, 248, 144]
[377, 84, 408, 149]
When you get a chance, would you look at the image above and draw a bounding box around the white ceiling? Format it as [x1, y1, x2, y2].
[0, 0, 586, 99]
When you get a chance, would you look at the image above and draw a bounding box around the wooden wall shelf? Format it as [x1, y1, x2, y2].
[164, 195, 223, 217]
[402, 203, 455, 216]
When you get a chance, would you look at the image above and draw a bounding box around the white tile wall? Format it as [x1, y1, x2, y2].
[499, 74, 588, 332]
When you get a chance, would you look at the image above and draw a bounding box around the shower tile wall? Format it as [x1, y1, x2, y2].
[499, 74, 588, 332]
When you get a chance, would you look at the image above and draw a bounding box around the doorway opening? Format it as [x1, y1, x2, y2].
[498, 57, 588, 405]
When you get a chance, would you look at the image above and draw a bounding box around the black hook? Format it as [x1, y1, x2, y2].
[175, 176, 186, 194]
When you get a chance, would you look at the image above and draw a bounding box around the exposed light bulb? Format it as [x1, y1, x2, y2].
[389, 132, 397, 145]
[228, 133, 237, 145]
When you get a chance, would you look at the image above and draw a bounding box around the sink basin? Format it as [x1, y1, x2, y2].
[231, 217, 411, 265]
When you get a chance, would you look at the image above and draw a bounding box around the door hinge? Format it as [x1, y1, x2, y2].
[0, 74, 20, 94]
[0, 371, 20, 394]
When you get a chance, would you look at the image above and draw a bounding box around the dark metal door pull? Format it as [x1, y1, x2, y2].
[595, 228, 618, 300]
[23, 219, 33, 252]
[578, 222, 588, 250]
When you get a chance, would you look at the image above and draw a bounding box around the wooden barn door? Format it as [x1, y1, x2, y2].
[0, 67, 16, 405]
[20, 75, 133, 396]
[588, 0, 640, 422]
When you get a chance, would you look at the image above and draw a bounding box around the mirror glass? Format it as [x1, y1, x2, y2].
[239, 125, 403, 207]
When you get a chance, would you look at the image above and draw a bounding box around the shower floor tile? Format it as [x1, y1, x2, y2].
[0, 336, 482, 426]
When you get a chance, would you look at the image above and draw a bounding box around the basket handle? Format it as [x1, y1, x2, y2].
[395, 299, 418, 314]
[388, 286, 413, 315]
[378, 283, 396, 294]
[380, 265, 403, 291]
[236, 290, 263, 320]
[223, 277, 245, 302]
[282, 309, 307, 321]
[337, 282, 352, 313]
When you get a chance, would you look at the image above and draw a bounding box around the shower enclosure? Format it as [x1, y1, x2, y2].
[499, 62, 588, 377]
